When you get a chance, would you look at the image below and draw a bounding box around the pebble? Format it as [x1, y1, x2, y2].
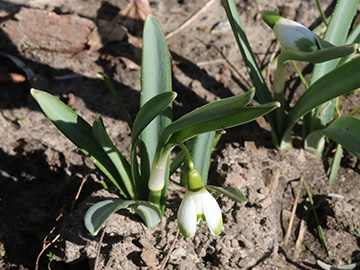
[141, 249, 157, 266]
[237, 257, 250, 268]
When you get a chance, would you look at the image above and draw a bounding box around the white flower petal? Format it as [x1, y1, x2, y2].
[202, 190, 223, 235]
[274, 18, 318, 52]
[177, 191, 197, 238]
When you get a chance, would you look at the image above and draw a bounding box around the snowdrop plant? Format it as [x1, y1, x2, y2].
[31, 15, 278, 236]
[223, 0, 360, 169]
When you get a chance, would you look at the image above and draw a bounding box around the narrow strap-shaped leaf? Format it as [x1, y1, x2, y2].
[191, 132, 216, 185]
[140, 15, 173, 195]
[286, 56, 360, 138]
[132, 91, 177, 144]
[307, 116, 360, 158]
[307, 0, 360, 137]
[92, 115, 135, 199]
[311, 0, 359, 83]
[140, 15, 172, 173]
[84, 199, 162, 235]
[97, 72, 133, 129]
[222, 0, 273, 104]
[169, 101, 280, 144]
[206, 185, 247, 203]
[158, 89, 255, 147]
[31, 89, 127, 197]
[328, 144, 343, 190]
[222, 0, 277, 143]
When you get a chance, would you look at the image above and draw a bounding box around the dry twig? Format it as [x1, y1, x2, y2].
[94, 223, 108, 270]
[35, 213, 63, 270]
[165, 0, 218, 40]
[284, 178, 303, 246]
[158, 228, 180, 270]
[290, 219, 307, 270]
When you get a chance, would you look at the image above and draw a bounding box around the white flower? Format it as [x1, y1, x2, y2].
[262, 11, 319, 53]
[177, 187, 223, 238]
[274, 18, 319, 52]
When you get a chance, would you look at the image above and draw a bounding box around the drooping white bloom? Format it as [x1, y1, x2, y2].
[177, 187, 223, 238]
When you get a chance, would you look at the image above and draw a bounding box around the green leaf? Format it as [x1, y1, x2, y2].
[84, 199, 162, 235]
[222, 0, 277, 142]
[132, 91, 177, 144]
[191, 132, 216, 185]
[285, 57, 360, 140]
[328, 144, 343, 190]
[307, 116, 360, 158]
[311, 0, 359, 82]
[159, 89, 255, 147]
[206, 185, 247, 204]
[97, 72, 133, 129]
[222, 0, 273, 104]
[92, 115, 135, 199]
[30, 89, 127, 197]
[169, 101, 280, 144]
[306, 0, 360, 141]
[140, 15, 172, 197]
[140, 15, 172, 167]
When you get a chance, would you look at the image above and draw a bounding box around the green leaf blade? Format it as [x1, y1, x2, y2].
[160, 89, 256, 146]
[31, 89, 127, 196]
[286, 57, 360, 136]
[132, 91, 177, 144]
[92, 115, 135, 199]
[84, 199, 162, 236]
[206, 185, 247, 204]
[170, 101, 280, 144]
[140, 15, 173, 195]
[311, 0, 359, 82]
[312, 116, 360, 158]
[140, 15, 172, 160]
[191, 132, 216, 185]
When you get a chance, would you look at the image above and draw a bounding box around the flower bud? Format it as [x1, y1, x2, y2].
[263, 11, 319, 53]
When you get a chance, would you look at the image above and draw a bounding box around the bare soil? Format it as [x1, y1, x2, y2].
[0, 0, 359, 269]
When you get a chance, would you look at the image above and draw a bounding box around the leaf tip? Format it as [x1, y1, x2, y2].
[30, 88, 40, 99]
[96, 72, 105, 79]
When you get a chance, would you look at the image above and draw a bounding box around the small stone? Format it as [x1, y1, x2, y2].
[260, 197, 272, 209]
[226, 173, 244, 187]
[141, 249, 157, 267]
[244, 141, 257, 150]
[237, 257, 250, 268]
[259, 187, 269, 194]
[239, 236, 253, 249]
[139, 236, 153, 249]
[231, 239, 238, 248]
[196, 262, 205, 269]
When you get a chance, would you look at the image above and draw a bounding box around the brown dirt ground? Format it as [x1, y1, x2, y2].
[0, 0, 359, 269]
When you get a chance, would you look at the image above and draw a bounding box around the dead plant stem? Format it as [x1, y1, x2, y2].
[158, 228, 180, 270]
[165, 0, 218, 40]
[284, 178, 303, 246]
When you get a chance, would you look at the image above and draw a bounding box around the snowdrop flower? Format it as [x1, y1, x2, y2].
[177, 166, 223, 238]
[262, 11, 319, 53]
